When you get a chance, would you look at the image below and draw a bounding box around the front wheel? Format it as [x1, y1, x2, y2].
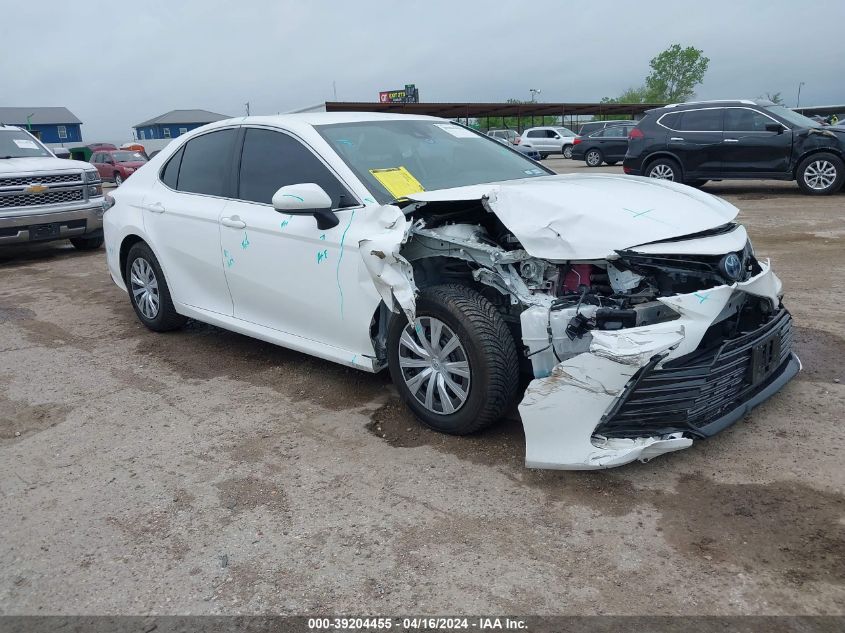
[387, 284, 519, 435]
[70, 235, 103, 250]
[585, 149, 603, 167]
[562, 145, 574, 159]
[646, 157, 682, 181]
[124, 242, 187, 332]
[796, 153, 844, 195]
[114, 172, 123, 186]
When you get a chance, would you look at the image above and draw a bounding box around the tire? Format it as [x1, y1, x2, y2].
[387, 284, 519, 435]
[114, 172, 123, 186]
[796, 153, 844, 195]
[124, 241, 186, 332]
[646, 157, 682, 182]
[562, 145, 574, 159]
[585, 149, 603, 167]
[69, 235, 103, 250]
[539, 153, 549, 160]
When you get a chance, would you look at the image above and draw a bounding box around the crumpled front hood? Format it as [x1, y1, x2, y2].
[0, 156, 91, 174]
[407, 174, 739, 260]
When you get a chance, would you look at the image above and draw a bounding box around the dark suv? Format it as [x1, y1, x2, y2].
[623, 100, 845, 195]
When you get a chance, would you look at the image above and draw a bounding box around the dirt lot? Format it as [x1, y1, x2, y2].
[1, 163, 843, 615]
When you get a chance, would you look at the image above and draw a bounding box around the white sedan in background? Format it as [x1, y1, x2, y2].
[103, 113, 798, 469]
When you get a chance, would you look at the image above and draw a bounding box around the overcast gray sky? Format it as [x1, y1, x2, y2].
[3, 0, 843, 142]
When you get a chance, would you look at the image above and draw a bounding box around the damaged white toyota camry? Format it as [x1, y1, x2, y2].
[103, 113, 799, 469]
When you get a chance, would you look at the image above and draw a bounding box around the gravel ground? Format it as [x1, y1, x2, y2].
[1, 163, 843, 615]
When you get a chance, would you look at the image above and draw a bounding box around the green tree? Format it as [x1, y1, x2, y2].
[644, 44, 710, 102]
[762, 91, 784, 104]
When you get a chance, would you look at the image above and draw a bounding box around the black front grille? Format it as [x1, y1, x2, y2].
[0, 173, 82, 187]
[0, 188, 84, 208]
[597, 308, 793, 439]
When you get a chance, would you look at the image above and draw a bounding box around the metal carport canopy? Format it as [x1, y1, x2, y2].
[323, 101, 665, 118]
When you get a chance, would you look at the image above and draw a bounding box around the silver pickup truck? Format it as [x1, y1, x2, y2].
[1, 124, 108, 250]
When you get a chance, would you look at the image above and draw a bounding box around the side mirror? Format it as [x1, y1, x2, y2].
[552, 134, 561, 139]
[765, 122, 785, 134]
[272, 183, 339, 230]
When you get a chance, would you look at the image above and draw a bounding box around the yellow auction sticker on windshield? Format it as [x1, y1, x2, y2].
[369, 166, 425, 200]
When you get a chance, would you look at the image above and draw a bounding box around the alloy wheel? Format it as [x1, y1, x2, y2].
[804, 160, 837, 191]
[130, 257, 160, 319]
[563, 146, 573, 159]
[649, 164, 675, 180]
[398, 316, 471, 415]
[586, 151, 601, 166]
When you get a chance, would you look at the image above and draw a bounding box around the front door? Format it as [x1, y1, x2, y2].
[720, 107, 793, 175]
[141, 128, 238, 316]
[219, 127, 381, 354]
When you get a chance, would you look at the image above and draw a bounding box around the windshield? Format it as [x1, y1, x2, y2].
[765, 105, 821, 129]
[112, 151, 146, 163]
[556, 127, 577, 137]
[315, 120, 552, 203]
[0, 130, 52, 158]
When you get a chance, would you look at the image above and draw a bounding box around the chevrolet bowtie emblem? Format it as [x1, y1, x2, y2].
[25, 184, 48, 194]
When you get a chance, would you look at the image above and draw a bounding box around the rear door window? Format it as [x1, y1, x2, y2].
[160, 147, 184, 189]
[679, 109, 723, 132]
[175, 129, 237, 196]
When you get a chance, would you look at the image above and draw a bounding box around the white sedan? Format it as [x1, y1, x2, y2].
[103, 113, 799, 469]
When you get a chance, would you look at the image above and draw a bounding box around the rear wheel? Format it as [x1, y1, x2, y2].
[562, 145, 574, 159]
[646, 157, 682, 182]
[387, 284, 519, 435]
[796, 153, 844, 195]
[124, 242, 186, 332]
[114, 172, 123, 186]
[70, 235, 103, 250]
[585, 149, 603, 167]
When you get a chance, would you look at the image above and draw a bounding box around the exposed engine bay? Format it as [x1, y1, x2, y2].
[397, 197, 764, 380]
[358, 175, 800, 470]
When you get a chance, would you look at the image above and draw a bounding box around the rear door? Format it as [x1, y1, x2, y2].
[600, 125, 630, 160]
[663, 108, 724, 176]
[721, 107, 792, 175]
[141, 128, 238, 316]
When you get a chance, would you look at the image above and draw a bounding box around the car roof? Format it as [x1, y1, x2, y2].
[660, 99, 772, 110]
[0, 124, 24, 131]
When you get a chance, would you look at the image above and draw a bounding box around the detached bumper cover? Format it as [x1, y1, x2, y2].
[518, 261, 800, 470]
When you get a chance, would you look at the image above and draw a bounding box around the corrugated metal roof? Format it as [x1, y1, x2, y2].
[134, 109, 231, 128]
[0, 107, 82, 125]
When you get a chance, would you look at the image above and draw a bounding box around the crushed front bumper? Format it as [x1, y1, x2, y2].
[518, 261, 800, 470]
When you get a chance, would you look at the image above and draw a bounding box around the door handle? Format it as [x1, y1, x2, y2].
[724, 138, 739, 143]
[220, 216, 246, 229]
[144, 202, 165, 213]
[670, 137, 684, 141]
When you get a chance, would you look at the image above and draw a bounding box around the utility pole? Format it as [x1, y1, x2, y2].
[244, 102, 250, 116]
[332, 81, 337, 101]
[529, 88, 541, 103]
[796, 82, 805, 109]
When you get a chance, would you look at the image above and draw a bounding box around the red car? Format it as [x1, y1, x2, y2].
[90, 149, 147, 186]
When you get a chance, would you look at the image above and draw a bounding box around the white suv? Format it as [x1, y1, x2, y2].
[0, 125, 107, 249]
[519, 126, 578, 158]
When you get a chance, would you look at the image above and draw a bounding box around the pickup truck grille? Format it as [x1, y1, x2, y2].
[0, 189, 85, 209]
[0, 170, 87, 210]
[0, 173, 82, 187]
